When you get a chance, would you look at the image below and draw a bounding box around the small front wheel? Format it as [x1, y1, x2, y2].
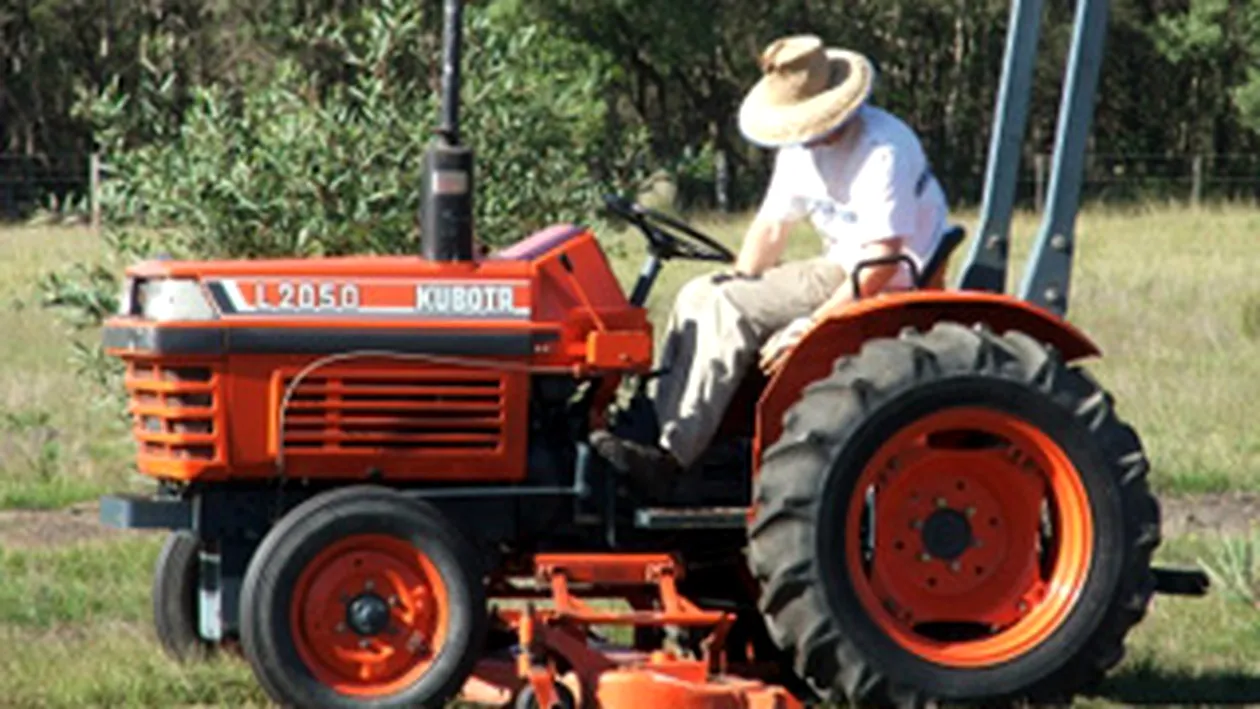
[240, 486, 486, 709]
[153, 530, 215, 663]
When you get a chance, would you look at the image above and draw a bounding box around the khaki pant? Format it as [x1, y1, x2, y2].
[651, 258, 847, 467]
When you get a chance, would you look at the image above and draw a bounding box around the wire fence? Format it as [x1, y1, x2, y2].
[0, 154, 94, 219]
[2, 152, 1258, 226]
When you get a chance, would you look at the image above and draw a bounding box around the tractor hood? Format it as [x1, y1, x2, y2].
[102, 224, 651, 369]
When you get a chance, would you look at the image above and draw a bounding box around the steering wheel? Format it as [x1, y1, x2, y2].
[602, 194, 735, 264]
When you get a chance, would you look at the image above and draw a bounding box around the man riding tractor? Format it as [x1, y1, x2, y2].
[592, 35, 951, 500]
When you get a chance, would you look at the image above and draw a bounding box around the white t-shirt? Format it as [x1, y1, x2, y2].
[756, 105, 949, 289]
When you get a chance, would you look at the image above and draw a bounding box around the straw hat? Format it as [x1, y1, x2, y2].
[738, 35, 875, 148]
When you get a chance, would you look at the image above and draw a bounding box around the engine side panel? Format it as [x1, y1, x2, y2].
[107, 226, 651, 484]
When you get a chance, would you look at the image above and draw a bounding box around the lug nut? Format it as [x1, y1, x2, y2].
[950, 561, 961, 572]
[936, 497, 948, 508]
[965, 507, 976, 517]
[335, 622, 347, 633]
[364, 580, 375, 592]
[359, 639, 371, 649]
[919, 553, 932, 562]
[407, 633, 428, 654]
[389, 595, 399, 607]
[911, 519, 923, 530]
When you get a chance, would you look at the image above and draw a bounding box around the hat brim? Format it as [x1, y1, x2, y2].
[738, 48, 875, 148]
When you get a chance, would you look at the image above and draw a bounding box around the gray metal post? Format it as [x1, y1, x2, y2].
[1191, 154, 1203, 207]
[1017, 0, 1111, 316]
[956, 0, 1044, 293]
[89, 152, 102, 233]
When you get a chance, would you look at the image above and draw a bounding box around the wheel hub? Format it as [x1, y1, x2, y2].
[921, 508, 973, 561]
[346, 593, 391, 636]
[291, 536, 449, 696]
[846, 407, 1094, 669]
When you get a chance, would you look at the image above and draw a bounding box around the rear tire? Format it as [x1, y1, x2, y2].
[153, 531, 214, 663]
[240, 486, 486, 709]
[747, 322, 1160, 707]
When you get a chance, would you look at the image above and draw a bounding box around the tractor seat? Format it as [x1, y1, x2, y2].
[756, 225, 966, 374]
[916, 224, 966, 289]
[486, 223, 586, 261]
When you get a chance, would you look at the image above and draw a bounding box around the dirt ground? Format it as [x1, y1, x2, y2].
[1160, 492, 1260, 538]
[0, 492, 1254, 553]
[0, 502, 143, 550]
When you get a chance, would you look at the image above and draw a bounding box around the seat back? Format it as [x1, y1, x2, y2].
[486, 224, 586, 261]
[916, 225, 966, 289]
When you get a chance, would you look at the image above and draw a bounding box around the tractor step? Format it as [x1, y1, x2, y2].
[1153, 565, 1211, 597]
[633, 506, 748, 530]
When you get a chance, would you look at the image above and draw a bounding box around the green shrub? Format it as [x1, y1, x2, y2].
[42, 0, 650, 335]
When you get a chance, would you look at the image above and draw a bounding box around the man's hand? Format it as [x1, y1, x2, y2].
[760, 317, 813, 374]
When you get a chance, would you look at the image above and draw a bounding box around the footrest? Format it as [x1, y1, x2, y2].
[634, 506, 748, 530]
[1153, 565, 1211, 597]
[99, 494, 191, 530]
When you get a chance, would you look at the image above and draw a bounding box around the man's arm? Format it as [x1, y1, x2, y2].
[809, 236, 905, 323]
[734, 215, 792, 276]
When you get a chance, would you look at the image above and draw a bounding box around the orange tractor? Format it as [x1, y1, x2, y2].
[99, 0, 1207, 707]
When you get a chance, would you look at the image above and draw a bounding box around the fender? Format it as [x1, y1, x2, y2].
[753, 290, 1100, 471]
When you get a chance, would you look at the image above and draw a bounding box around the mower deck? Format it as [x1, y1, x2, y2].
[460, 554, 802, 709]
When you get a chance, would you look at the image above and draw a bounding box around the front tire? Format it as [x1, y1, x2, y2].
[153, 531, 215, 663]
[240, 486, 487, 709]
[748, 322, 1160, 707]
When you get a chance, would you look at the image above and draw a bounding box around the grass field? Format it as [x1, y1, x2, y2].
[0, 205, 1258, 707]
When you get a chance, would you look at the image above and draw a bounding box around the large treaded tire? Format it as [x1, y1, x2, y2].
[748, 322, 1160, 707]
[240, 486, 487, 709]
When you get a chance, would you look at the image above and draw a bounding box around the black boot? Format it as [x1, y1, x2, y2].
[589, 430, 682, 503]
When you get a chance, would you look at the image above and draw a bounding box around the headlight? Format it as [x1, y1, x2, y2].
[117, 279, 134, 316]
[135, 279, 217, 322]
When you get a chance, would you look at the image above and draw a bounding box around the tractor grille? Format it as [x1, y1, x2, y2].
[278, 370, 510, 452]
[125, 362, 221, 462]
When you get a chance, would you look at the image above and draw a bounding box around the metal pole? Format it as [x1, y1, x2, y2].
[439, 0, 464, 145]
[89, 153, 102, 233]
[1191, 154, 1203, 208]
[1017, 0, 1111, 316]
[419, 0, 474, 261]
[956, 0, 1044, 294]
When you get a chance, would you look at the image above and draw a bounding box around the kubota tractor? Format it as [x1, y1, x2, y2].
[98, 1, 1208, 707]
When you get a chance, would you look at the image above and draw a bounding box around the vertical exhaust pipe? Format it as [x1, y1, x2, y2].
[420, 0, 474, 262]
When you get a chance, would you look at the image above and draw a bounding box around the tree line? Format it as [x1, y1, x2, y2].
[4, 0, 1259, 220]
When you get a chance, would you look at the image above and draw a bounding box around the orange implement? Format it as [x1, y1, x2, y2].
[460, 553, 803, 709]
[598, 668, 801, 709]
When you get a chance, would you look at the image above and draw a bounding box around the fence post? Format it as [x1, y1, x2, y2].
[1191, 153, 1203, 208]
[714, 147, 730, 213]
[89, 153, 101, 232]
[1034, 153, 1048, 213]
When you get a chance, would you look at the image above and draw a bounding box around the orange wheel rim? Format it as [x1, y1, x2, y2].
[845, 407, 1093, 668]
[290, 534, 449, 697]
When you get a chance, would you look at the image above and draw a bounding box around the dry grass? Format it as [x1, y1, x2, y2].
[0, 225, 136, 509]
